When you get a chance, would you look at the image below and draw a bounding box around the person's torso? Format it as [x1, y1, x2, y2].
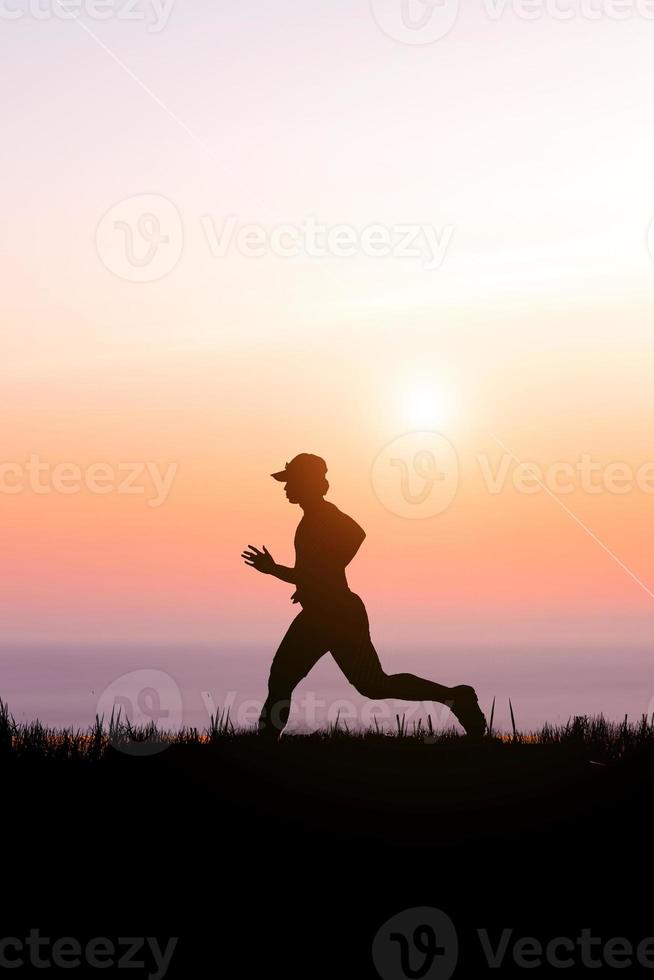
[293, 502, 352, 610]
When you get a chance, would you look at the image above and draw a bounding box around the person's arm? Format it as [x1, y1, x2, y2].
[241, 545, 297, 583]
[336, 515, 366, 567]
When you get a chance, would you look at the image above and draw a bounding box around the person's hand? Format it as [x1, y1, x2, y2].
[241, 545, 276, 575]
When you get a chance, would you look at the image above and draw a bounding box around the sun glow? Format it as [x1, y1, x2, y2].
[399, 383, 456, 431]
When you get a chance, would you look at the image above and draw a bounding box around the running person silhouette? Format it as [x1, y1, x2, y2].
[242, 454, 486, 739]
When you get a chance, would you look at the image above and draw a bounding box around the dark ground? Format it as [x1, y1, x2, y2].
[3, 728, 654, 977]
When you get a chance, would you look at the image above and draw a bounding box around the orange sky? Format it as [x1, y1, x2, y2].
[2, 315, 654, 645]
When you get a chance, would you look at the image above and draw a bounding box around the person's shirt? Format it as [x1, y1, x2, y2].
[292, 501, 365, 611]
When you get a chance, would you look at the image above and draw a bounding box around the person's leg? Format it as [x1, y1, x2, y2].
[330, 622, 454, 703]
[330, 595, 486, 735]
[258, 611, 329, 739]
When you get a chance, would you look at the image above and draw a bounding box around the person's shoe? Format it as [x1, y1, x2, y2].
[449, 685, 487, 738]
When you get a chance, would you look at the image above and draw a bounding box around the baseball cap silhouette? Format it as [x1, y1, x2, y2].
[271, 454, 327, 483]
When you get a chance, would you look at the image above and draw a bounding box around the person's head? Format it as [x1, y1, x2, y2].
[271, 454, 329, 506]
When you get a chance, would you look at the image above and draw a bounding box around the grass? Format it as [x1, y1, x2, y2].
[4, 694, 654, 907]
[2, 696, 654, 764]
[5, 695, 653, 969]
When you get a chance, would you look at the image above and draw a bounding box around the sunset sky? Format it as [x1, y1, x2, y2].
[2, 3, 654, 728]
